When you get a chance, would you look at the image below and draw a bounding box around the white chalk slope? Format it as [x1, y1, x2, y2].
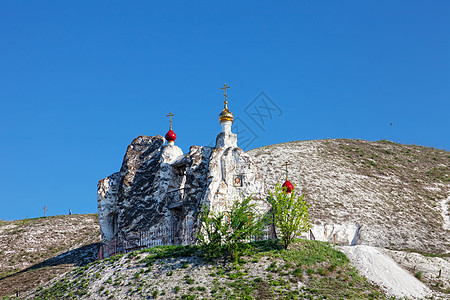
[339, 245, 431, 299]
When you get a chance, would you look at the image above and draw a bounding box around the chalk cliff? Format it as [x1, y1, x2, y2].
[97, 133, 269, 245]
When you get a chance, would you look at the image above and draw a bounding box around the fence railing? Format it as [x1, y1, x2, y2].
[99, 225, 195, 259]
[98, 224, 277, 260]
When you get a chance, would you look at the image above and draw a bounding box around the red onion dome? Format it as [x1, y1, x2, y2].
[282, 180, 294, 193]
[165, 130, 177, 142]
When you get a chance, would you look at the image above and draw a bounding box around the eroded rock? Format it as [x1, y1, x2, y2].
[97, 132, 269, 246]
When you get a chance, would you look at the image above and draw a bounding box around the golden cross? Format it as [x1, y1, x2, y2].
[220, 83, 230, 108]
[283, 161, 291, 180]
[43, 205, 48, 217]
[166, 112, 174, 130]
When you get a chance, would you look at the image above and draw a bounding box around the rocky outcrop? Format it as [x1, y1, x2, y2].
[301, 222, 361, 246]
[117, 135, 166, 233]
[97, 132, 269, 245]
[204, 146, 268, 214]
[97, 172, 120, 241]
[97, 135, 173, 242]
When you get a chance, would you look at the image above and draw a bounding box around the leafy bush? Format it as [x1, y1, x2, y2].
[224, 196, 268, 262]
[197, 196, 268, 262]
[268, 183, 311, 249]
[196, 205, 227, 258]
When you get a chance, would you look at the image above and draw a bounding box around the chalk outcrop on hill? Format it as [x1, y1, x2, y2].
[249, 139, 449, 253]
[99, 138, 449, 255]
[97, 134, 269, 246]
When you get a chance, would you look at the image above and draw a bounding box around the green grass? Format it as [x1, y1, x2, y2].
[33, 239, 389, 299]
[139, 244, 198, 267]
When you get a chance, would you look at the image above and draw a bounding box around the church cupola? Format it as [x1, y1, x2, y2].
[165, 112, 177, 145]
[282, 180, 294, 194]
[215, 83, 238, 148]
[282, 161, 293, 194]
[219, 83, 234, 133]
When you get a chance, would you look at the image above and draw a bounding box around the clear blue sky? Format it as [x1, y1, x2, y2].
[1, 1, 449, 220]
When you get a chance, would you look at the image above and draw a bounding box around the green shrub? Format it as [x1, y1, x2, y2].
[268, 183, 311, 249]
[197, 196, 268, 262]
[415, 271, 422, 280]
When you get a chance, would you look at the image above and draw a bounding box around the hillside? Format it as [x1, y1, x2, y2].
[30, 241, 392, 299]
[1, 139, 449, 298]
[249, 139, 449, 254]
[0, 214, 100, 296]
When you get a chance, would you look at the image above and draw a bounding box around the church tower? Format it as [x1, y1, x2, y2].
[215, 83, 238, 148]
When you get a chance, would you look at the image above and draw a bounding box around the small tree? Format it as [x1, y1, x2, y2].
[197, 196, 268, 262]
[196, 205, 227, 258]
[224, 196, 268, 263]
[268, 183, 311, 249]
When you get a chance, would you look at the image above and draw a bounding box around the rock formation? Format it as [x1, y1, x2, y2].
[97, 95, 269, 247]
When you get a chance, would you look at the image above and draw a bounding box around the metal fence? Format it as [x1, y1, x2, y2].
[99, 226, 195, 259]
[98, 224, 277, 260]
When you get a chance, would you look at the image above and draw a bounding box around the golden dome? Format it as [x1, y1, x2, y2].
[219, 104, 234, 122]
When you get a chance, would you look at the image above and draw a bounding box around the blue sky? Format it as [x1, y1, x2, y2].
[1, 1, 449, 220]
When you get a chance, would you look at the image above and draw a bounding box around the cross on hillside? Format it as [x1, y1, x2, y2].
[282, 161, 291, 180]
[43, 205, 47, 217]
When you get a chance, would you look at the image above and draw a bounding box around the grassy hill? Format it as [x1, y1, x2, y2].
[0, 139, 448, 298]
[0, 214, 100, 297]
[31, 240, 388, 299]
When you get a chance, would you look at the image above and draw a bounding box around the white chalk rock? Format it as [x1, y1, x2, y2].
[339, 245, 431, 299]
[97, 172, 120, 241]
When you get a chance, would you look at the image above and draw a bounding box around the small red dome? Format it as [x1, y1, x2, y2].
[165, 130, 176, 142]
[282, 180, 294, 193]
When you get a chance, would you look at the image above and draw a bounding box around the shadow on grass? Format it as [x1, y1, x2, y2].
[0, 242, 100, 281]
